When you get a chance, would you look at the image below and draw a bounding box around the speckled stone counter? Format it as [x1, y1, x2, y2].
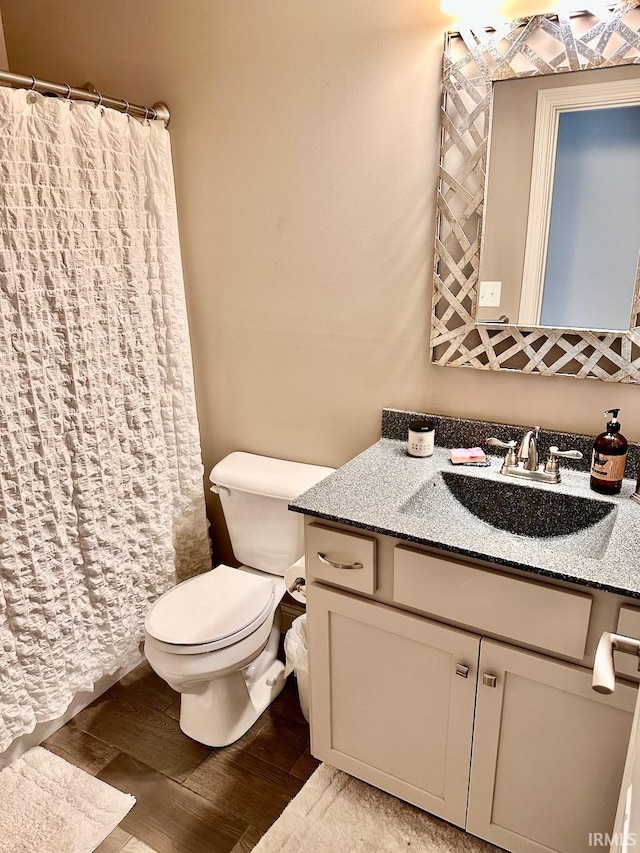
[290, 410, 640, 599]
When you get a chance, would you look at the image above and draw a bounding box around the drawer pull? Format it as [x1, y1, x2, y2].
[482, 673, 497, 688]
[455, 663, 469, 678]
[317, 552, 364, 571]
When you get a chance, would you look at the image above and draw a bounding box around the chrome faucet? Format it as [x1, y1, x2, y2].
[488, 426, 583, 484]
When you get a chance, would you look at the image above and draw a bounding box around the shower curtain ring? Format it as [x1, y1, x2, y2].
[143, 106, 149, 122]
[29, 76, 37, 91]
[64, 83, 72, 99]
[95, 92, 104, 109]
[122, 99, 130, 116]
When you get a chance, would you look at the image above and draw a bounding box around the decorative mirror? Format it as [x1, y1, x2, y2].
[431, 1, 640, 382]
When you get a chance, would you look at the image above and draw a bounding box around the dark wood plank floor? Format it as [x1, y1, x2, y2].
[44, 662, 319, 853]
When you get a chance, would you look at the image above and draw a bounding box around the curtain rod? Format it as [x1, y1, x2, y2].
[0, 70, 170, 126]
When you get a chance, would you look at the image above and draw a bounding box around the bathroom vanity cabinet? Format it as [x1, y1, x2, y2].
[305, 521, 638, 853]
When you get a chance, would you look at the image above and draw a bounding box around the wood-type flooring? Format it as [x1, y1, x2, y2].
[43, 662, 318, 853]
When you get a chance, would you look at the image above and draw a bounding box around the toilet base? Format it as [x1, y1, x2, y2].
[179, 657, 286, 746]
[177, 616, 286, 748]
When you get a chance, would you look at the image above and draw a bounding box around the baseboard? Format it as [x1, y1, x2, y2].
[0, 651, 144, 770]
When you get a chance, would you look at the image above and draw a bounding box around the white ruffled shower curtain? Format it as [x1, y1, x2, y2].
[0, 88, 211, 751]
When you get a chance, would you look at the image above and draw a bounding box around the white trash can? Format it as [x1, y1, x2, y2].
[284, 614, 309, 722]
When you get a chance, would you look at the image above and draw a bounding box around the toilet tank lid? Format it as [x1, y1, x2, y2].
[210, 452, 335, 500]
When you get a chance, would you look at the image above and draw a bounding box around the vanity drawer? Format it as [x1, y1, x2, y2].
[306, 523, 376, 594]
[393, 545, 591, 659]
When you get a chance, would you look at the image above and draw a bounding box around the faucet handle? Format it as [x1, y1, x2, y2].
[487, 437, 517, 449]
[487, 437, 517, 467]
[547, 446, 583, 460]
[543, 445, 583, 477]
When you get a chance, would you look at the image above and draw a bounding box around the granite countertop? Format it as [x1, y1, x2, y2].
[290, 411, 640, 599]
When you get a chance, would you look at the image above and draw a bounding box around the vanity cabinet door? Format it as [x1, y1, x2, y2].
[307, 582, 480, 828]
[467, 639, 637, 853]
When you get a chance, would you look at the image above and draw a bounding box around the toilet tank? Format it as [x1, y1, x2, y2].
[210, 452, 335, 576]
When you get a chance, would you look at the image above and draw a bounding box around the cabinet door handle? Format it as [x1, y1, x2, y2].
[482, 673, 497, 688]
[317, 552, 363, 571]
[455, 663, 469, 678]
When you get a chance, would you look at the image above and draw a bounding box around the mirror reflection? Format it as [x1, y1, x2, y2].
[478, 66, 640, 332]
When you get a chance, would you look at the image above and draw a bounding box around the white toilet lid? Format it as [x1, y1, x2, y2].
[145, 565, 275, 647]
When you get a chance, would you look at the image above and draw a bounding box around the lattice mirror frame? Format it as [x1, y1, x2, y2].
[431, 1, 640, 383]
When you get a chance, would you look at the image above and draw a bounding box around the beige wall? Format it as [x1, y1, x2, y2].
[0, 0, 636, 561]
[0, 9, 7, 69]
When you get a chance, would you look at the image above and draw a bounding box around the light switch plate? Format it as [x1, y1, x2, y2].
[478, 280, 502, 307]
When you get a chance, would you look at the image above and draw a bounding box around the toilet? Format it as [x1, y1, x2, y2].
[144, 452, 334, 747]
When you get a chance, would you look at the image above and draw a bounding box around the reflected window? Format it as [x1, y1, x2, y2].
[541, 105, 640, 330]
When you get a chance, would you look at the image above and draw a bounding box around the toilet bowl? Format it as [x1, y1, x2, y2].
[144, 452, 334, 747]
[145, 564, 287, 746]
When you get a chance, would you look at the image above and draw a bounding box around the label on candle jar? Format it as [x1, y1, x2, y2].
[408, 427, 435, 458]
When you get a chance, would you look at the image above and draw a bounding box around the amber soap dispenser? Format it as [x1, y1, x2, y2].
[590, 408, 627, 495]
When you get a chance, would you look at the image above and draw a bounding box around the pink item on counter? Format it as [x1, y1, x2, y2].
[449, 447, 486, 464]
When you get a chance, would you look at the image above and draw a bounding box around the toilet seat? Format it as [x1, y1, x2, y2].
[145, 564, 276, 655]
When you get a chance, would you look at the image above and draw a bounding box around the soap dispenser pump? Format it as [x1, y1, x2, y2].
[590, 408, 627, 495]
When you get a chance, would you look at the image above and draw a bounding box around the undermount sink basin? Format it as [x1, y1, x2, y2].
[401, 470, 618, 559]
